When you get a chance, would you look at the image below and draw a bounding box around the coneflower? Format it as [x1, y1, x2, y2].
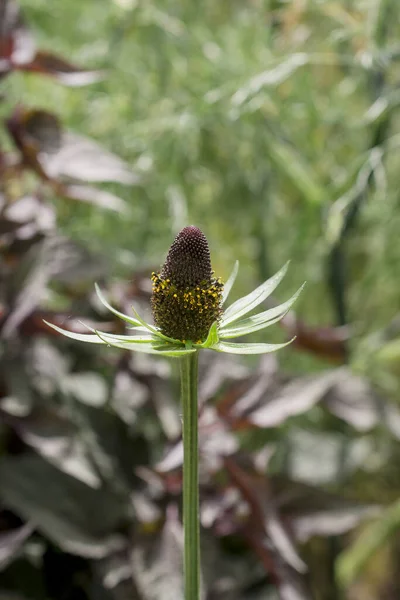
[45, 226, 304, 600]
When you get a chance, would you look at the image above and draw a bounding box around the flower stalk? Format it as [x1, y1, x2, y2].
[180, 349, 200, 600]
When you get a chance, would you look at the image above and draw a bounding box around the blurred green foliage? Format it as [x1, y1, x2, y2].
[3, 0, 398, 352]
[2, 1, 400, 598]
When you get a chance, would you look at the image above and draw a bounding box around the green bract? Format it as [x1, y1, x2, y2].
[45, 262, 304, 356]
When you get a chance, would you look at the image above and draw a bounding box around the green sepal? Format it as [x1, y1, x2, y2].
[213, 339, 294, 354]
[221, 262, 289, 327]
[219, 284, 304, 339]
[196, 321, 219, 348]
[222, 261, 239, 305]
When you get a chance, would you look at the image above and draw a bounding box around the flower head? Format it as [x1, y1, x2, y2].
[151, 226, 223, 342]
[45, 227, 304, 356]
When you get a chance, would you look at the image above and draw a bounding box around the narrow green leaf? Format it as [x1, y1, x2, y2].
[95, 283, 141, 327]
[77, 321, 156, 344]
[44, 321, 156, 345]
[220, 313, 285, 340]
[197, 322, 219, 348]
[213, 339, 294, 355]
[221, 262, 289, 327]
[219, 284, 304, 339]
[44, 321, 105, 344]
[96, 331, 195, 356]
[222, 261, 239, 305]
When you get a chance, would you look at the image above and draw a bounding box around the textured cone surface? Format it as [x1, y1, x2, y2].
[151, 226, 223, 342]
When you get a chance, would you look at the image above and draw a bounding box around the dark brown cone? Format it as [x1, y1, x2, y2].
[151, 226, 223, 342]
[161, 226, 212, 288]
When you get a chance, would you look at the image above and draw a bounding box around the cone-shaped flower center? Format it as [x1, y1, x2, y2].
[151, 226, 223, 342]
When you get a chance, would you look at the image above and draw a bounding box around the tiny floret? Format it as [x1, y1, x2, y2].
[151, 226, 223, 342]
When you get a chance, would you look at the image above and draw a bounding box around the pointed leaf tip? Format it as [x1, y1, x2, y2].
[94, 283, 141, 328]
[213, 338, 295, 355]
[222, 260, 239, 305]
[43, 320, 105, 344]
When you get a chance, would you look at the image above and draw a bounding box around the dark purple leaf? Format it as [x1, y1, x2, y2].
[0, 216, 24, 235]
[6, 108, 139, 190]
[323, 369, 384, 431]
[0, 0, 36, 74]
[150, 376, 181, 440]
[6, 107, 61, 180]
[245, 532, 313, 600]
[248, 372, 338, 428]
[198, 352, 250, 405]
[291, 504, 380, 543]
[224, 458, 306, 575]
[0, 522, 34, 570]
[0, 2, 102, 87]
[42, 132, 140, 184]
[131, 505, 184, 600]
[3, 405, 101, 488]
[0, 454, 126, 558]
[60, 183, 129, 213]
[19, 109, 62, 153]
[76, 404, 149, 489]
[156, 406, 238, 474]
[156, 441, 184, 474]
[110, 369, 148, 426]
[1, 236, 95, 337]
[22, 51, 104, 86]
[1, 238, 54, 337]
[271, 475, 380, 543]
[280, 313, 349, 364]
[95, 550, 135, 592]
[230, 363, 279, 421]
[264, 511, 307, 574]
[2, 236, 108, 337]
[202, 529, 266, 600]
[2, 195, 56, 234]
[48, 238, 108, 285]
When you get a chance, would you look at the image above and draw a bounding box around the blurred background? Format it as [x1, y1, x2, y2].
[1, 0, 400, 598]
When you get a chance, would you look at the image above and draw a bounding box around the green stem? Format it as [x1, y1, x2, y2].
[180, 350, 200, 600]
